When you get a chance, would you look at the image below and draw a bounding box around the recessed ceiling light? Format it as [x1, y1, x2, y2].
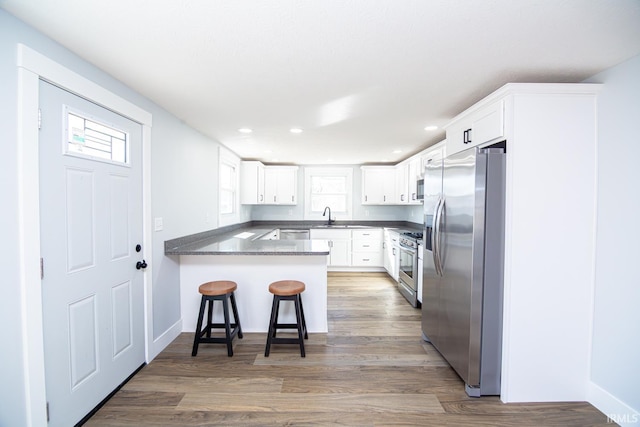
[290, 128, 303, 134]
[238, 128, 253, 133]
[424, 125, 438, 131]
[392, 149, 403, 154]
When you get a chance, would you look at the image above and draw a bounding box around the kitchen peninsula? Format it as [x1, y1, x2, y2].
[166, 223, 331, 333]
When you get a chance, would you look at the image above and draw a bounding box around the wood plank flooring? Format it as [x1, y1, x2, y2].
[86, 272, 610, 426]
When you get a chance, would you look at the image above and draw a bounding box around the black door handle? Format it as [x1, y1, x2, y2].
[136, 260, 147, 270]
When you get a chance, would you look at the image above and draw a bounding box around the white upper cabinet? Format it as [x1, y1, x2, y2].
[407, 156, 422, 204]
[264, 166, 298, 205]
[446, 99, 504, 156]
[395, 163, 409, 204]
[240, 161, 265, 204]
[361, 166, 396, 204]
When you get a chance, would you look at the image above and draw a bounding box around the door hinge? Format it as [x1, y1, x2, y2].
[46, 401, 49, 422]
[40, 257, 44, 279]
[38, 108, 42, 130]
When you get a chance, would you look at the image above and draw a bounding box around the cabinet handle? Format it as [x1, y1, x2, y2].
[383, 195, 386, 202]
[401, 194, 404, 201]
[365, 195, 368, 202]
[463, 128, 472, 144]
[363, 245, 370, 247]
[274, 196, 277, 202]
[363, 259, 370, 262]
[260, 194, 264, 202]
[292, 195, 294, 202]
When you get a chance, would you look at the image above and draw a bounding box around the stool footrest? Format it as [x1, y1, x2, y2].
[271, 337, 304, 345]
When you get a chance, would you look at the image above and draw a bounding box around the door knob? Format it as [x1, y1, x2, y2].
[136, 260, 147, 270]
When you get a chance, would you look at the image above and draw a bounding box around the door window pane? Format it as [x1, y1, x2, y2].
[66, 111, 129, 164]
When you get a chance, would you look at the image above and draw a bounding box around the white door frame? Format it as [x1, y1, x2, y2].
[16, 43, 153, 426]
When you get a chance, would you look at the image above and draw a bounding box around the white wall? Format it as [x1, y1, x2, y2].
[0, 9, 229, 425]
[585, 54, 640, 423]
[251, 165, 416, 222]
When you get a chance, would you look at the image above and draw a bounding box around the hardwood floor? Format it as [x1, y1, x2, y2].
[86, 273, 609, 426]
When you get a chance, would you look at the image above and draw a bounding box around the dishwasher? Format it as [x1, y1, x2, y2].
[278, 229, 310, 240]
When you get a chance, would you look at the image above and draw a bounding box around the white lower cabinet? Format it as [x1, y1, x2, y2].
[310, 229, 351, 267]
[310, 228, 383, 269]
[351, 228, 383, 267]
[383, 228, 400, 280]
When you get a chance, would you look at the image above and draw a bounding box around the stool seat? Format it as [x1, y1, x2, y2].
[269, 280, 305, 296]
[199, 280, 237, 296]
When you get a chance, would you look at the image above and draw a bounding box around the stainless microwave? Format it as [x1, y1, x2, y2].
[416, 179, 424, 200]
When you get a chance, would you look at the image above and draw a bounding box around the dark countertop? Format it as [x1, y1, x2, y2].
[165, 220, 422, 256]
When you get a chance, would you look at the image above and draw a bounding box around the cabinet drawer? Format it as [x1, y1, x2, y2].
[352, 239, 381, 252]
[351, 252, 383, 267]
[352, 228, 382, 240]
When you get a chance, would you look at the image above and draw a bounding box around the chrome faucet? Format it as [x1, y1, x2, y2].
[322, 206, 334, 225]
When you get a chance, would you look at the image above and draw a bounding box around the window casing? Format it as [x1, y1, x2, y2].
[304, 167, 353, 220]
[218, 148, 241, 226]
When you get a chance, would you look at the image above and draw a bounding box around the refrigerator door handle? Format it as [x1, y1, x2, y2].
[430, 198, 440, 274]
[433, 196, 445, 276]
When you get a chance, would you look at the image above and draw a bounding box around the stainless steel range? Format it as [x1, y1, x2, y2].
[398, 231, 423, 307]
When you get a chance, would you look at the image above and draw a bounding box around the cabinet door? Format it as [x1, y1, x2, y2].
[445, 119, 469, 157]
[383, 234, 392, 274]
[408, 157, 422, 204]
[310, 229, 351, 266]
[362, 167, 395, 204]
[264, 168, 278, 204]
[472, 99, 504, 145]
[240, 161, 265, 204]
[329, 239, 351, 266]
[395, 163, 409, 204]
[264, 167, 298, 205]
[446, 100, 504, 156]
[276, 167, 297, 204]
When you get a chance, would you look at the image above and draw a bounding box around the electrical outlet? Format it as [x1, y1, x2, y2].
[288, 209, 293, 216]
[365, 210, 369, 217]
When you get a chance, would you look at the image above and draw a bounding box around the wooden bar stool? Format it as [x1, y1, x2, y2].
[192, 280, 243, 357]
[265, 280, 308, 357]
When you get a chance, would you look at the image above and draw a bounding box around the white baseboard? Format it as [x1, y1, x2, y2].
[588, 381, 639, 426]
[147, 318, 182, 362]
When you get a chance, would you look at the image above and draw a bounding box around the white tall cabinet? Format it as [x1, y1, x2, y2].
[446, 83, 600, 403]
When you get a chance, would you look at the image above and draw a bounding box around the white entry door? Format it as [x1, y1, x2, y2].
[39, 80, 145, 426]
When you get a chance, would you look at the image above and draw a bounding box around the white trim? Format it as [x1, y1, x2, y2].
[218, 146, 241, 227]
[16, 44, 153, 426]
[588, 382, 640, 427]
[148, 318, 182, 360]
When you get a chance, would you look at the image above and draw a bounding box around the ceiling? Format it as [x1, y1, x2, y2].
[3, 0, 640, 165]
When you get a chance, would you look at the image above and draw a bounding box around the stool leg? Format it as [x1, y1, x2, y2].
[298, 294, 308, 339]
[272, 298, 281, 338]
[294, 295, 306, 357]
[230, 292, 243, 339]
[265, 295, 279, 357]
[192, 296, 207, 357]
[206, 297, 213, 338]
[222, 294, 233, 357]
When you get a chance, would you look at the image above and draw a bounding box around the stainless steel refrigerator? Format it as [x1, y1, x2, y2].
[421, 146, 506, 397]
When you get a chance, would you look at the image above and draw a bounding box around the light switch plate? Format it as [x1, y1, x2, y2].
[154, 217, 163, 231]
